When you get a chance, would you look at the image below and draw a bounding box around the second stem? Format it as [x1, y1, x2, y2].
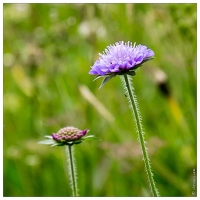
[67, 145, 78, 197]
[122, 74, 159, 197]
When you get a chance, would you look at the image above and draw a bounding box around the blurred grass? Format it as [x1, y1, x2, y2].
[3, 3, 196, 197]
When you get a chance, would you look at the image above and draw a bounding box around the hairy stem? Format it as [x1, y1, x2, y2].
[121, 74, 159, 197]
[67, 145, 78, 197]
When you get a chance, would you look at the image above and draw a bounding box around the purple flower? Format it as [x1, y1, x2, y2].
[52, 126, 88, 142]
[89, 41, 154, 76]
[38, 126, 100, 147]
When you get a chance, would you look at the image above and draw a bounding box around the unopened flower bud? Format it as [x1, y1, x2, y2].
[52, 126, 88, 142]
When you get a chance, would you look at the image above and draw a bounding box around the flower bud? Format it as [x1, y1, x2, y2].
[52, 126, 88, 142]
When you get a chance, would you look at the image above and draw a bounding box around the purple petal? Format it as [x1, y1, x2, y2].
[52, 133, 58, 141]
[79, 129, 88, 137]
[145, 49, 154, 57]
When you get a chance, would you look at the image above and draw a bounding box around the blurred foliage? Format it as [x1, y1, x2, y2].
[3, 3, 196, 197]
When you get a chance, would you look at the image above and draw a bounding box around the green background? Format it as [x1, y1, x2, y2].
[3, 3, 196, 197]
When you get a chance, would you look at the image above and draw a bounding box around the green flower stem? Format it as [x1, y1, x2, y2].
[121, 74, 159, 197]
[67, 145, 78, 197]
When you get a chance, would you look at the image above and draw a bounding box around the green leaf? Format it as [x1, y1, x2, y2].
[51, 143, 60, 147]
[118, 70, 136, 76]
[99, 74, 115, 89]
[44, 135, 53, 139]
[93, 75, 103, 81]
[83, 135, 101, 141]
[38, 139, 56, 145]
[127, 71, 136, 76]
[143, 56, 154, 62]
[73, 140, 83, 145]
[138, 57, 154, 66]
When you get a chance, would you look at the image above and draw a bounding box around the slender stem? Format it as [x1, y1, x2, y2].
[121, 74, 159, 197]
[67, 145, 78, 197]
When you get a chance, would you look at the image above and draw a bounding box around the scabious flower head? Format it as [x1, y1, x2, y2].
[38, 126, 99, 147]
[52, 126, 88, 142]
[89, 41, 154, 76]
